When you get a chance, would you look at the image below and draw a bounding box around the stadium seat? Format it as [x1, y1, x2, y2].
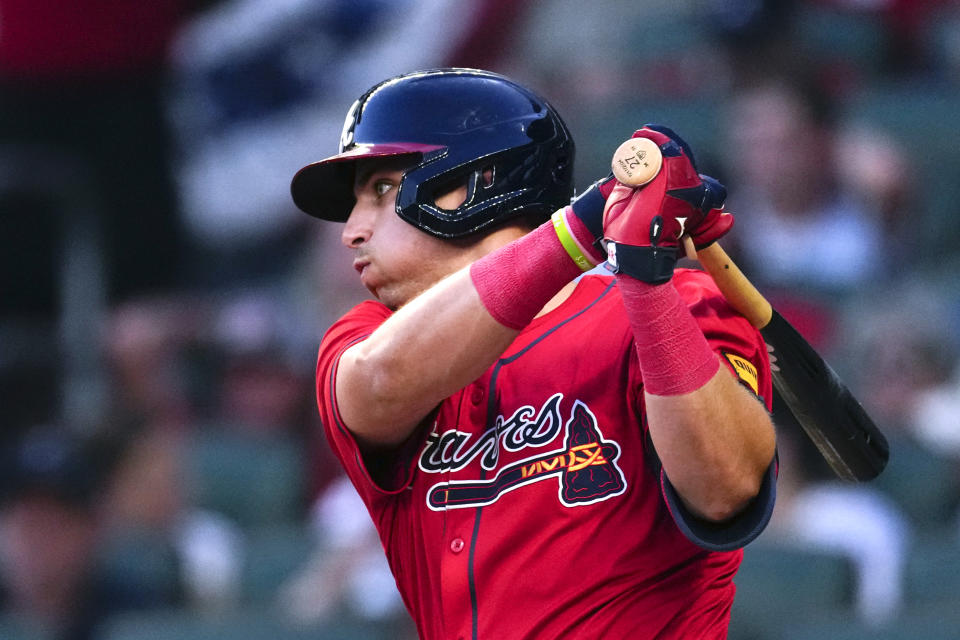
[780, 606, 960, 640]
[870, 436, 959, 530]
[794, 5, 885, 75]
[240, 524, 315, 605]
[903, 533, 960, 608]
[185, 428, 307, 529]
[0, 615, 52, 640]
[728, 543, 854, 640]
[95, 608, 402, 640]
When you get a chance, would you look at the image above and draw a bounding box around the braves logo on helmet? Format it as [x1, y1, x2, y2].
[339, 99, 360, 151]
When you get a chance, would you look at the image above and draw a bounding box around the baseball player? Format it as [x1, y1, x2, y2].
[291, 68, 777, 639]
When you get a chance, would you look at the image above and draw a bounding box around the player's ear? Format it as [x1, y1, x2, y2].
[434, 181, 468, 210]
[433, 166, 494, 211]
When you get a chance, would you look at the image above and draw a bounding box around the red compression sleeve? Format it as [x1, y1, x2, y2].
[618, 275, 720, 396]
[470, 218, 588, 330]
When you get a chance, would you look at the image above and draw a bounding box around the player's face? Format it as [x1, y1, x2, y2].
[342, 158, 475, 309]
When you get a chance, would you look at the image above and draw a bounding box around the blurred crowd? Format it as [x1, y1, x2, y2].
[1, 1, 959, 639]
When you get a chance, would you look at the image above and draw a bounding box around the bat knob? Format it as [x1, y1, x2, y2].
[611, 137, 663, 187]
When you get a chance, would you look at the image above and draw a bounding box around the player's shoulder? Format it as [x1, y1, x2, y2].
[321, 299, 392, 346]
[672, 267, 724, 304]
[336, 299, 392, 326]
[577, 272, 616, 293]
[672, 268, 761, 343]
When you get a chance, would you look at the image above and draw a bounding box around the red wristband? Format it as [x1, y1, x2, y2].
[470, 221, 584, 330]
[618, 276, 719, 396]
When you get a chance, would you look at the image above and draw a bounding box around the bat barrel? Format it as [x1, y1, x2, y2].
[763, 311, 889, 481]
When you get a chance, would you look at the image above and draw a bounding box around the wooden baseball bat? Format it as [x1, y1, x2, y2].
[611, 138, 889, 482]
[694, 242, 888, 481]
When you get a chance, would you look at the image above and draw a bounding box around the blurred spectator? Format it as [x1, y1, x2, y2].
[835, 282, 958, 437]
[210, 292, 316, 436]
[911, 367, 960, 458]
[105, 296, 211, 428]
[0, 426, 179, 640]
[834, 123, 918, 267]
[277, 475, 411, 633]
[97, 416, 248, 616]
[723, 75, 886, 300]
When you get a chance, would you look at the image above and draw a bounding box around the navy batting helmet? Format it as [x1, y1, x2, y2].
[290, 68, 575, 238]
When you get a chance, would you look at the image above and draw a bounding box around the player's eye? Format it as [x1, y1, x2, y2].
[375, 181, 395, 197]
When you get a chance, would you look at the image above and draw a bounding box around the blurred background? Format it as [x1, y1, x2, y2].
[1, 0, 959, 638]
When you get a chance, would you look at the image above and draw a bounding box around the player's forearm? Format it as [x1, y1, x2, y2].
[617, 274, 775, 522]
[338, 266, 518, 446]
[645, 369, 776, 522]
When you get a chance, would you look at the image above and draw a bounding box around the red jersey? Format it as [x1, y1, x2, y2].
[316, 271, 775, 640]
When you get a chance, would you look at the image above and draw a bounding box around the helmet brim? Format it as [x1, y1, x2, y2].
[290, 143, 445, 221]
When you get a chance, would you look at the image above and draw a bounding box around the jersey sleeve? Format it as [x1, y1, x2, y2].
[658, 269, 777, 551]
[315, 301, 421, 502]
[674, 269, 773, 407]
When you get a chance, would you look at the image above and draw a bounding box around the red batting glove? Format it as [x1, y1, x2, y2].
[603, 125, 731, 283]
[689, 175, 734, 250]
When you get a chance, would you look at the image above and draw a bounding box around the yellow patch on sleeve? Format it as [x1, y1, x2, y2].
[723, 353, 759, 395]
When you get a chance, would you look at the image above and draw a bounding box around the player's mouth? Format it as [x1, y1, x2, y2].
[354, 257, 379, 293]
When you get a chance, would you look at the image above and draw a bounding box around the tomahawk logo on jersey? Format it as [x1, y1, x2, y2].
[421, 394, 627, 510]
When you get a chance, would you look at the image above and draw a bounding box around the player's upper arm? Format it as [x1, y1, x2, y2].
[334, 340, 439, 448]
[315, 301, 412, 448]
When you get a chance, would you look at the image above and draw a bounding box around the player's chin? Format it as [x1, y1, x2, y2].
[376, 282, 417, 311]
[364, 279, 399, 310]
[360, 267, 382, 295]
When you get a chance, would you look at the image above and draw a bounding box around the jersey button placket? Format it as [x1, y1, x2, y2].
[470, 385, 485, 406]
[440, 530, 471, 638]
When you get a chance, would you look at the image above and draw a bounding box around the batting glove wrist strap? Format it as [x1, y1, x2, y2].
[606, 242, 678, 285]
[570, 178, 609, 238]
[570, 174, 617, 252]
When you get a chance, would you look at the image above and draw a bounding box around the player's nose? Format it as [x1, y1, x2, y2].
[342, 203, 374, 248]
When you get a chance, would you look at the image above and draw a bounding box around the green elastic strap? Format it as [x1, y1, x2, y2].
[551, 210, 594, 272]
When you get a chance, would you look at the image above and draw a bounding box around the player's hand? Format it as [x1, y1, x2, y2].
[566, 173, 618, 263]
[687, 174, 734, 250]
[602, 125, 732, 283]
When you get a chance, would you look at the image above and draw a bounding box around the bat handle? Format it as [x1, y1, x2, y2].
[690, 240, 773, 330]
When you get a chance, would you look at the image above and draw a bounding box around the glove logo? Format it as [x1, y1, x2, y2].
[676, 216, 687, 237]
[606, 242, 618, 269]
[650, 216, 663, 245]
